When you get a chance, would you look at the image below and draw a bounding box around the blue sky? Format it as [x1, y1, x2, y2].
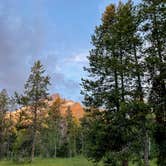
[0, 0, 139, 102]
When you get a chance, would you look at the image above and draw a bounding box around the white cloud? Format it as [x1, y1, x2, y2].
[66, 51, 89, 64]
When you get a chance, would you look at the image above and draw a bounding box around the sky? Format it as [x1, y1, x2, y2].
[0, 0, 139, 102]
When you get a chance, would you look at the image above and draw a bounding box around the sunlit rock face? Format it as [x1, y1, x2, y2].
[50, 93, 84, 120]
[6, 93, 84, 127]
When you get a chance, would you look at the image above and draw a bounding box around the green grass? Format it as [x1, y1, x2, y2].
[0, 156, 94, 166]
[0, 157, 156, 166]
[129, 160, 156, 166]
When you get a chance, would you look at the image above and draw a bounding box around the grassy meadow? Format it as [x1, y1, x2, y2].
[0, 157, 94, 166]
[0, 156, 156, 166]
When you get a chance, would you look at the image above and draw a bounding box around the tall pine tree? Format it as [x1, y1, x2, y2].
[0, 89, 10, 158]
[16, 60, 50, 162]
[140, 1, 166, 165]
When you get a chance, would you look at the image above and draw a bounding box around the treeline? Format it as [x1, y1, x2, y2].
[0, 61, 83, 163]
[81, 0, 165, 166]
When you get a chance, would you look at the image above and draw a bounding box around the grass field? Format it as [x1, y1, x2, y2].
[0, 156, 156, 166]
[0, 157, 94, 166]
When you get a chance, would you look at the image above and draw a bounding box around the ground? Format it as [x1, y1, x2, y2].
[0, 156, 156, 166]
[0, 157, 93, 166]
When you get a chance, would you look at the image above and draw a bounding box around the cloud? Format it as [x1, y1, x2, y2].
[0, 1, 88, 101]
[69, 52, 88, 63]
[49, 51, 89, 101]
[41, 50, 89, 101]
[61, 51, 88, 82]
[51, 71, 81, 101]
[0, 1, 46, 94]
[65, 51, 88, 64]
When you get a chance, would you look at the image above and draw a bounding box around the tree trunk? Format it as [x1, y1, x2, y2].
[120, 48, 125, 102]
[31, 129, 37, 162]
[122, 159, 128, 166]
[74, 135, 77, 157]
[54, 144, 57, 158]
[0, 135, 2, 159]
[30, 107, 37, 162]
[114, 69, 120, 112]
[81, 133, 84, 154]
[133, 43, 143, 101]
[144, 131, 149, 166]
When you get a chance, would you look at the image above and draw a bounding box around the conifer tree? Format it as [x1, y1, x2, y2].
[140, 1, 166, 165]
[66, 106, 78, 157]
[82, 2, 136, 165]
[47, 96, 62, 158]
[15, 60, 50, 162]
[81, 1, 154, 165]
[0, 89, 10, 158]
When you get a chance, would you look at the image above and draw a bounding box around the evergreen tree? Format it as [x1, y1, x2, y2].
[15, 60, 50, 162]
[44, 96, 62, 158]
[81, 109, 108, 164]
[81, 1, 154, 165]
[140, 1, 166, 165]
[0, 89, 10, 158]
[116, 2, 152, 165]
[6, 98, 17, 159]
[82, 2, 134, 165]
[66, 106, 78, 157]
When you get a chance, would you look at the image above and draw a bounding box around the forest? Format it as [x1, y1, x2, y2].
[0, 0, 165, 166]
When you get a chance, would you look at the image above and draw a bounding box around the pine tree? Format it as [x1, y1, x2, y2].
[116, 2, 152, 165]
[66, 106, 78, 157]
[0, 89, 10, 158]
[6, 98, 17, 159]
[47, 96, 62, 158]
[81, 2, 136, 165]
[140, 1, 166, 165]
[81, 1, 155, 165]
[15, 60, 50, 162]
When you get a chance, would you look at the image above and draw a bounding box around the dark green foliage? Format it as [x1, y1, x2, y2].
[40, 98, 62, 158]
[12, 129, 32, 163]
[0, 89, 10, 159]
[15, 60, 50, 162]
[81, 110, 107, 163]
[81, 0, 165, 165]
[65, 106, 78, 157]
[140, 0, 166, 165]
